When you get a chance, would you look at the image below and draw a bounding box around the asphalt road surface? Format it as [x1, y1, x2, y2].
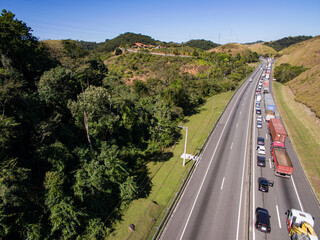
[159, 59, 320, 240]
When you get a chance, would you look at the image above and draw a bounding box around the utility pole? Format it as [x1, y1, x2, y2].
[178, 126, 188, 166]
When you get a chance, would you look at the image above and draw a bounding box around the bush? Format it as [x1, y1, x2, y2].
[274, 63, 307, 83]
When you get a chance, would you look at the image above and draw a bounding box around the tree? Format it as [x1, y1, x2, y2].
[38, 66, 71, 110]
[115, 47, 122, 55]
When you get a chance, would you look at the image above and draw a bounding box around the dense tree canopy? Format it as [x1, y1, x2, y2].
[0, 9, 256, 239]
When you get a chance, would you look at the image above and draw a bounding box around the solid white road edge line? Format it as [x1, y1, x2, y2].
[291, 176, 304, 212]
[252, 119, 256, 240]
[221, 177, 225, 190]
[179, 81, 250, 240]
[276, 205, 282, 229]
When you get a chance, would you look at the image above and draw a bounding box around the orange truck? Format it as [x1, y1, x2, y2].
[268, 119, 287, 148]
[271, 146, 293, 177]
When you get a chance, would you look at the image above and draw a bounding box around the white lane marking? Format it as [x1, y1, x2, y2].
[266, 134, 268, 140]
[221, 177, 225, 190]
[236, 123, 239, 127]
[231, 142, 233, 150]
[179, 82, 248, 240]
[291, 177, 304, 212]
[276, 205, 282, 229]
[269, 158, 271, 169]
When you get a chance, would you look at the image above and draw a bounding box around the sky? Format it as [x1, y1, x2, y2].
[2, 0, 320, 44]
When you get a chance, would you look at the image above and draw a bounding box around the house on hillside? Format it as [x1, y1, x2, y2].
[134, 43, 148, 48]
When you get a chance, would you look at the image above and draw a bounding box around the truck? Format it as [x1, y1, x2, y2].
[268, 119, 287, 148]
[286, 209, 318, 240]
[263, 87, 269, 94]
[271, 146, 293, 177]
[264, 94, 276, 121]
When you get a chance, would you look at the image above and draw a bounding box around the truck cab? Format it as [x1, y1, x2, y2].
[286, 209, 318, 240]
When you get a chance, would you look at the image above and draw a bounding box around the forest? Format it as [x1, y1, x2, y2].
[0, 9, 258, 239]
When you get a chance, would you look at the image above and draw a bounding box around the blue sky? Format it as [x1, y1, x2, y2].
[2, 0, 320, 44]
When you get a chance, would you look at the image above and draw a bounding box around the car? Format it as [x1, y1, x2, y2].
[257, 146, 266, 155]
[257, 121, 262, 128]
[257, 156, 266, 167]
[256, 108, 261, 114]
[249, 78, 253, 82]
[255, 207, 271, 233]
[256, 116, 262, 122]
[257, 137, 265, 145]
[258, 177, 269, 192]
[256, 102, 260, 108]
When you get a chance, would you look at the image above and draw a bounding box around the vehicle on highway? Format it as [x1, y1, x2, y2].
[256, 108, 261, 114]
[256, 94, 261, 102]
[257, 116, 262, 122]
[257, 156, 266, 167]
[257, 121, 262, 128]
[271, 146, 293, 177]
[257, 146, 266, 155]
[256, 102, 260, 108]
[264, 94, 276, 121]
[255, 207, 271, 233]
[286, 209, 318, 240]
[249, 78, 252, 82]
[258, 177, 269, 192]
[257, 137, 265, 145]
[268, 119, 287, 148]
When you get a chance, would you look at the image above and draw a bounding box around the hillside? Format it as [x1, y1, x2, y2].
[246, 43, 277, 56]
[276, 35, 320, 68]
[265, 35, 313, 52]
[184, 39, 219, 50]
[96, 32, 160, 52]
[274, 35, 320, 118]
[286, 65, 320, 117]
[208, 43, 252, 57]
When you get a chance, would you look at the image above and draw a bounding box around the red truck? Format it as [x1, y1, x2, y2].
[271, 146, 293, 177]
[264, 80, 269, 87]
[268, 119, 287, 148]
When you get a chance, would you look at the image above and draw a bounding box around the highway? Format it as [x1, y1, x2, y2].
[158, 59, 320, 240]
[251, 60, 320, 240]
[160, 64, 263, 240]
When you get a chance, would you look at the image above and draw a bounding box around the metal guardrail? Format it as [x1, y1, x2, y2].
[152, 66, 262, 240]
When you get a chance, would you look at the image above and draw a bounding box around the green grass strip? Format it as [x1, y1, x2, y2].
[273, 81, 320, 200]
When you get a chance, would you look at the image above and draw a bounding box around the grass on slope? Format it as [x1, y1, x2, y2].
[246, 43, 277, 56]
[208, 43, 252, 57]
[286, 64, 320, 118]
[276, 35, 320, 68]
[273, 81, 320, 200]
[106, 90, 234, 240]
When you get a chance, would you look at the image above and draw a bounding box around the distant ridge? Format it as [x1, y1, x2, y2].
[184, 39, 219, 50]
[264, 35, 313, 52]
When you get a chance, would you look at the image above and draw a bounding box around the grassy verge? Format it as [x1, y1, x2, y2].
[273, 81, 320, 200]
[106, 90, 234, 240]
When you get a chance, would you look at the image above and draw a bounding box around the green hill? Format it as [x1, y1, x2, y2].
[274, 35, 320, 118]
[265, 35, 313, 52]
[246, 43, 277, 56]
[276, 35, 320, 68]
[184, 39, 219, 50]
[96, 32, 160, 52]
